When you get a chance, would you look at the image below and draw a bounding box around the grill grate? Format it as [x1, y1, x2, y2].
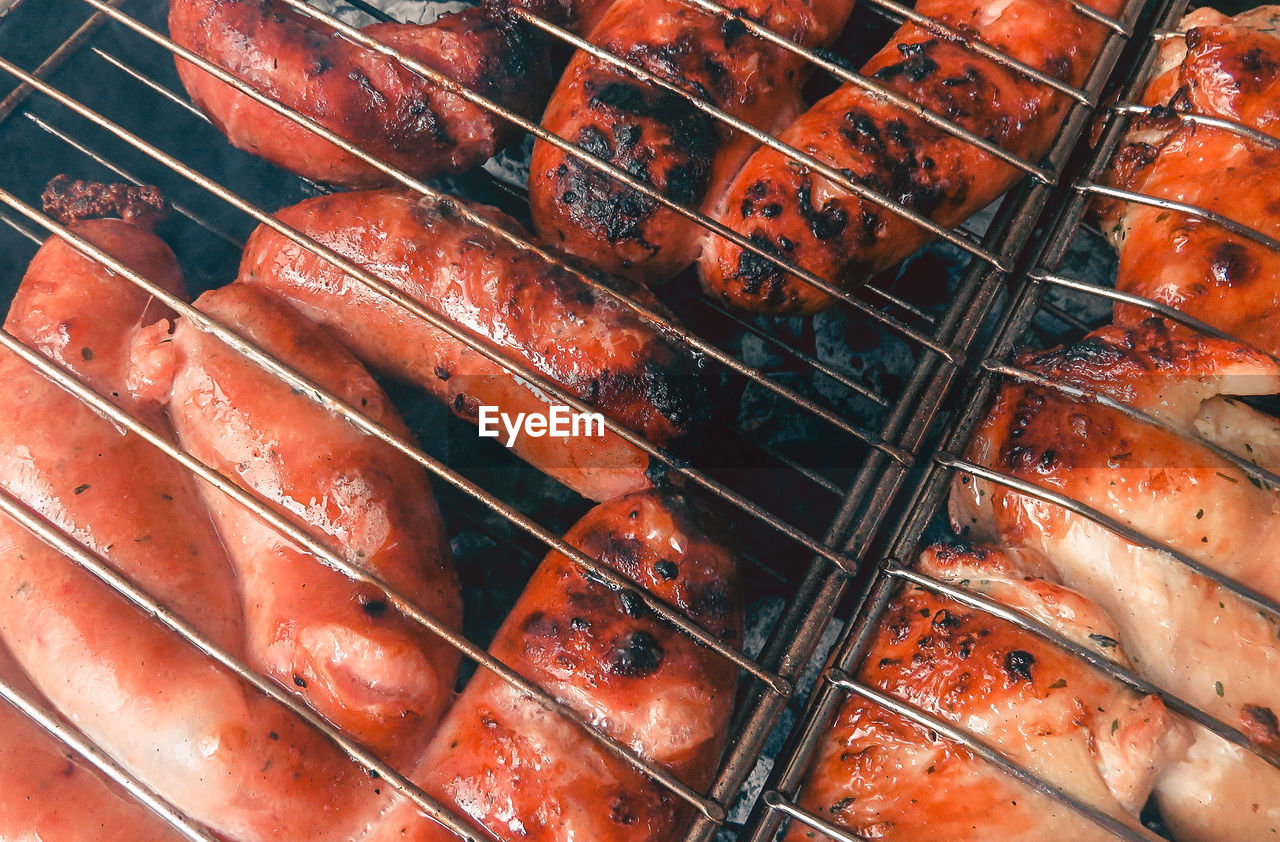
[748, 0, 1280, 838]
[0, 0, 1148, 836]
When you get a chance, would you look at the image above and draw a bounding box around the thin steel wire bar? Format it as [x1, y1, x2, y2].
[84, 48, 924, 409]
[694, 295, 889, 407]
[862, 0, 1095, 103]
[724, 423, 845, 496]
[1037, 297, 1095, 332]
[984, 358, 1280, 489]
[1111, 101, 1280, 150]
[886, 558, 1280, 768]
[73, 4, 934, 441]
[0, 194, 791, 817]
[858, 281, 937, 323]
[1079, 181, 1280, 252]
[0, 0, 121, 122]
[0, 208, 42, 243]
[23, 111, 242, 247]
[825, 673, 1159, 842]
[503, 0, 1056, 184]
[88, 47, 336, 197]
[0, 53, 888, 577]
[936, 452, 1280, 620]
[0, 181, 792, 699]
[0, 439, 487, 842]
[0, 311, 724, 824]
[0, 670, 220, 842]
[482, 4, 1008, 271]
[251, 0, 974, 353]
[762, 791, 872, 842]
[1070, 0, 1132, 34]
[91, 46, 207, 120]
[1031, 270, 1240, 343]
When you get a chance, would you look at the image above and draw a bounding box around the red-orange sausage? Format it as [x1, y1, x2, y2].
[129, 283, 462, 765]
[237, 189, 710, 502]
[700, 0, 1127, 314]
[529, 0, 852, 282]
[368, 487, 743, 841]
[0, 644, 186, 841]
[169, 0, 551, 187]
[0, 181, 393, 841]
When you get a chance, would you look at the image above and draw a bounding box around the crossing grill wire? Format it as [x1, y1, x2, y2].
[746, 0, 1280, 839]
[0, 0, 1153, 836]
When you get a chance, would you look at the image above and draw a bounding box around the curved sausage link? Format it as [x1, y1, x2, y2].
[129, 283, 462, 765]
[700, 0, 1126, 314]
[237, 189, 710, 502]
[0, 184, 393, 841]
[0, 638, 186, 840]
[529, 0, 852, 282]
[368, 487, 743, 842]
[169, 0, 551, 187]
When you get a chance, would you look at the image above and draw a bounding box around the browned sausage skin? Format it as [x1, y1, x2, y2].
[699, 0, 1127, 314]
[529, 0, 852, 283]
[237, 189, 709, 502]
[169, 0, 551, 187]
[367, 487, 743, 842]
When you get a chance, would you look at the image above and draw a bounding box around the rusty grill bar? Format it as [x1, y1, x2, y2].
[0, 0, 1147, 836]
[747, 0, 1280, 838]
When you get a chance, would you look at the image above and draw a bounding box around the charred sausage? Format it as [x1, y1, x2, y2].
[129, 283, 462, 765]
[367, 487, 743, 841]
[237, 189, 709, 502]
[528, 0, 853, 282]
[169, 0, 551, 187]
[0, 180, 394, 841]
[700, 0, 1126, 314]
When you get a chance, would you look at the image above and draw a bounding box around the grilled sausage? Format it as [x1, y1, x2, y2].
[1099, 7, 1280, 357]
[169, 0, 551, 187]
[0, 645, 186, 841]
[699, 0, 1126, 314]
[528, 0, 852, 282]
[785, 543, 1185, 842]
[237, 189, 709, 502]
[367, 487, 743, 841]
[129, 283, 462, 765]
[0, 181, 393, 841]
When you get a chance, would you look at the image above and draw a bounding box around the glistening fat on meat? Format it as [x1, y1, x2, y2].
[783, 543, 1188, 842]
[366, 487, 743, 842]
[699, 0, 1128, 314]
[237, 189, 710, 502]
[0, 180, 398, 842]
[128, 283, 463, 767]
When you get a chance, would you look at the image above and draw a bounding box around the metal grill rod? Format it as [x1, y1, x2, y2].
[984, 359, 1280, 490]
[0, 191, 747, 821]
[940, 453, 1280, 620]
[74, 0, 926, 447]
[1111, 101, 1280, 150]
[0, 50, 882, 581]
[275, 0, 1011, 304]
[0, 666, 219, 842]
[826, 672, 1158, 842]
[888, 559, 1280, 767]
[863, 0, 1097, 102]
[501, 2, 1055, 183]
[0, 455, 486, 841]
[1080, 180, 1280, 252]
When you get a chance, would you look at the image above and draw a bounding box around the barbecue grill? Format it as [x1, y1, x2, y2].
[744, 0, 1280, 839]
[0, 0, 1164, 836]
